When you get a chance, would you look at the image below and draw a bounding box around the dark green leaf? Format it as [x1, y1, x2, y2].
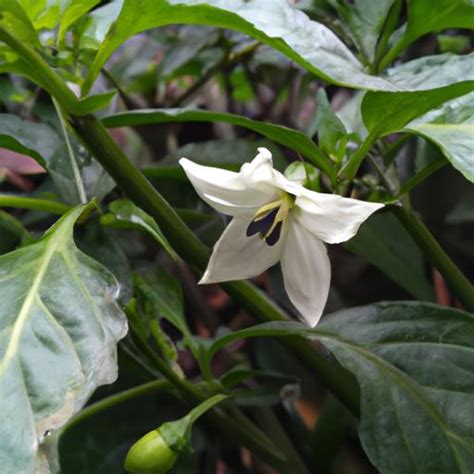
[345, 212, 435, 300]
[102, 108, 334, 178]
[203, 302, 474, 473]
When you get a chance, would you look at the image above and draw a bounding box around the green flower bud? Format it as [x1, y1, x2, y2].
[124, 429, 178, 474]
[124, 395, 227, 474]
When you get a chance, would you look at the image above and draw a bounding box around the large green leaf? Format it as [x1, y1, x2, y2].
[404, 92, 474, 182]
[385, 53, 474, 91]
[0, 204, 128, 473]
[203, 302, 474, 473]
[82, 0, 405, 94]
[345, 212, 435, 301]
[102, 108, 335, 178]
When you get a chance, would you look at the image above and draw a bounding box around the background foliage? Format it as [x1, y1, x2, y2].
[0, 0, 473, 473]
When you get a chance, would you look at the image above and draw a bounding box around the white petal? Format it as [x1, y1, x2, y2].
[294, 190, 384, 244]
[281, 222, 331, 327]
[200, 216, 286, 284]
[179, 158, 274, 216]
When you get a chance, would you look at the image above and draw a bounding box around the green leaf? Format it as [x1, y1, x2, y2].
[133, 270, 194, 349]
[345, 212, 435, 301]
[332, 0, 395, 61]
[362, 81, 474, 136]
[57, 0, 101, 46]
[341, 80, 474, 178]
[309, 89, 348, 159]
[403, 92, 474, 182]
[101, 199, 176, 259]
[0, 203, 127, 473]
[385, 53, 474, 91]
[0, 0, 39, 46]
[102, 108, 335, 178]
[203, 302, 474, 474]
[82, 0, 409, 95]
[381, 0, 474, 68]
[318, 303, 474, 473]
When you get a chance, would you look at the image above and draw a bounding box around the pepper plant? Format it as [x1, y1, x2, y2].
[0, 1, 473, 473]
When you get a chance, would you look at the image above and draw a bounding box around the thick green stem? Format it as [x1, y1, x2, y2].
[71, 114, 360, 415]
[392, 206, 474, 311]
[0, 194, 71, 215]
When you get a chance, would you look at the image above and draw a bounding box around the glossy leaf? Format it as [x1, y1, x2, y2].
[203, 302, 474, 474]
[385, 53, 474, 90]
[404, 92, 474, 182]
[345, 212, 435, 300]
[0, 204, 128, 473]
[101, 199, 176, 258]
[83, 0, 404, 94]
[102, 108, 334, 178]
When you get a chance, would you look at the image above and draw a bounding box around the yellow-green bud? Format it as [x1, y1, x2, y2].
[124, 429, 178, 474]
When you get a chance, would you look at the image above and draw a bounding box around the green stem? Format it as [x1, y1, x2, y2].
[388, 159, 446, 202]
[0, 25, 79, 113]
[372, 0, 403, 74]
[392, 206, 474, 311]
[64, 380, 174, 432]
[0, 194, 71, 215]
[378, 35, 411, 72]
[126, 308, 288, 470]
[187, 394, 228, 423]
[339, 134, 377, 181]
[71, 114, 360, 415]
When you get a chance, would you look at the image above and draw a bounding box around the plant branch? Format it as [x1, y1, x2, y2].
[392, 206, 474, 311]
[64, 380, 174, 432]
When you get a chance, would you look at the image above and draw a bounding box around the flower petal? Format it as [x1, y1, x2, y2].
[295, 190, 384, 244]
[179, 155, 275, 216]
[200, 216, 286, 284]
[281, 221, 331, 327]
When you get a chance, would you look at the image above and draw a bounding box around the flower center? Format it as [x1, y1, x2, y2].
[246, 193, 294, 246]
